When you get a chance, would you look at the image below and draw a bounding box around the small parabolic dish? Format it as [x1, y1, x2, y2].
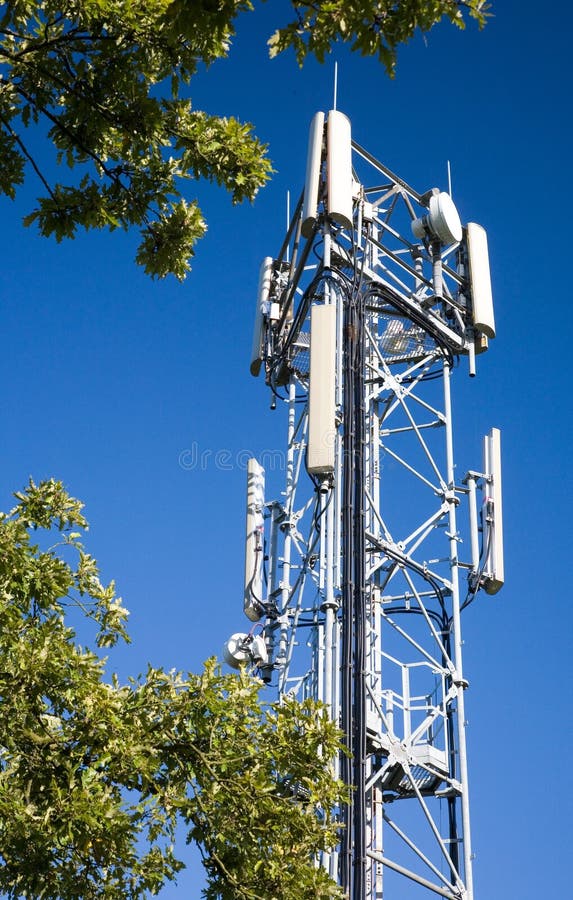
[412, 192, 462, 245]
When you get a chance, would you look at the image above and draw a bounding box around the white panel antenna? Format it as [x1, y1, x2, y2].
[244, 458, 266, 620]
[307, 304, 336, 475]
[250, 257, 273, 376]
[327, 110, 353, 229]
[482, 427, 504, 594]
[249, 634, 268, 666]
[467, 222, 496, 338]
[301, 112, 325, 238]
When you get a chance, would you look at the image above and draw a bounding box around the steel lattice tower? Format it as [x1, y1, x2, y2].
[225, 111, 503, 900]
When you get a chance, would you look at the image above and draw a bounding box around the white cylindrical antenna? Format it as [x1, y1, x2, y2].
[307, 304, 336, 475]
[482, 428, 504, 595]
[301, 111, 325, 239]
[465, 473, 480, 574]
[466, 223, 495, 338]
[326, 109, 353, 230]
[244, 458, 265, 621]
[468, 335, 476, 377]
[447, 160, 453, 198]
[250, 257, 273, 377]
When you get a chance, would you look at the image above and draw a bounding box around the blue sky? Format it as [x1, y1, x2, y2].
[1, 1, 571, 896]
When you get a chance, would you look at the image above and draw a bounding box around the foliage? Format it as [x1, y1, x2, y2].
[0, 2, 490, 277]
[0, 0, 272, 279]
[0, 479, 346, 899]
[269, 1, 490, 74]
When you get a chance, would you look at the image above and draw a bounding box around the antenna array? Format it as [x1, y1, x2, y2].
[227, 111, 503, 900]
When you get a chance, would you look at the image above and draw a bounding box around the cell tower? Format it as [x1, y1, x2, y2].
[225, 111, 504, 900]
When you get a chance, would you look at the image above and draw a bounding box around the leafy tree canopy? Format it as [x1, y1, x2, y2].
[270, 1, 489, 70]
[0, 478, 346, 899]
[0, 1, 489, 278]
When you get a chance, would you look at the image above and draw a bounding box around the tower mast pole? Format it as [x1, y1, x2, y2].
[229, 110, 504, 900]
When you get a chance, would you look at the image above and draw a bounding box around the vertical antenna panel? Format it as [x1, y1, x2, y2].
[244, 458, 265, 620]
[467, 222, 495, 338]
[301, 112, 325, 238]
[327, 110, 353, 229]
[250, 257, 273, 376]
[483, 427, 504, 594]
[308, 303, 336, 474]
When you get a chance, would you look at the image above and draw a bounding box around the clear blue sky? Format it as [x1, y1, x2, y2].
[1, 1, 571, 896]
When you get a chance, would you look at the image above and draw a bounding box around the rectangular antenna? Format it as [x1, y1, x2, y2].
[327, 110, 353, 229]
[250, 257, 273, 376]
[301, 112, 325, 238]
[307, 304, 336, 474]
[467, 223, 495, 339]
[482, 427, 504, 594]
[244, 458, 265, 620]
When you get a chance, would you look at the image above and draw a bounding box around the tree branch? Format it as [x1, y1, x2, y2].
[0, 110, 58, 203]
